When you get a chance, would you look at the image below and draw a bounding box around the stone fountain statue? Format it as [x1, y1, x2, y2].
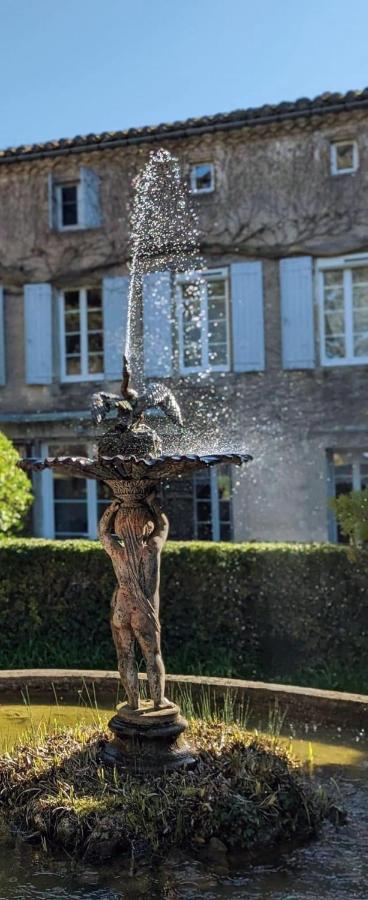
[19, 150, 251, 771]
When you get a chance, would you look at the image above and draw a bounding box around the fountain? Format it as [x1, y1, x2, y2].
[19, 149, 251, 771]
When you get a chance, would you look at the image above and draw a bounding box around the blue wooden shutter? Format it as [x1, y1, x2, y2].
[80, 166, 101, 228]
[48, 173, 56, 229]
[24, 283, 53, 384]
[143, 271, 172, 377]
[0, 286, 5, 385]
[280, 257, 315, 369]
[103, 276, 129, 381]
[230, 261, 265, 372]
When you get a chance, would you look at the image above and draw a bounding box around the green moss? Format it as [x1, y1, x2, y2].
[0, 538, 367, 690]
[0, 721, 331, 861]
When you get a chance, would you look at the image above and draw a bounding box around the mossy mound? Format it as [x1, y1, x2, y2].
[0, 721, 331, 863]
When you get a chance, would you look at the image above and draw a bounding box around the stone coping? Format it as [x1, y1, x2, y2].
[0, 669, 366, 728]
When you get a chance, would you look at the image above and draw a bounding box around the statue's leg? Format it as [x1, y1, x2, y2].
[132, 613, 172, 710]
[111, 590, 139, 709]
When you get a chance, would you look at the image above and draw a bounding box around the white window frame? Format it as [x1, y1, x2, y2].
[317, 253, 368, 366]
[55, 181, 82, 231]
[176, 267, 230, 375]
[193, 468, 233, 541]
[190, 163, 215, 194]
[39, 441, 110, 539]
[330, 140, 359, 176]
[59, 287, 104, 382]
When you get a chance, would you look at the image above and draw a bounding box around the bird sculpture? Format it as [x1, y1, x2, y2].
[91, 357, 183, 458]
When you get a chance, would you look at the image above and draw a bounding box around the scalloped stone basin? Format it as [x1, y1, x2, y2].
[18, 451, 252, 483]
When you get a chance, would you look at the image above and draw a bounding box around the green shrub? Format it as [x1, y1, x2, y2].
[0, 433, 33, 535]
[0, 539, 367, 691]
[330, 489, 368, 548]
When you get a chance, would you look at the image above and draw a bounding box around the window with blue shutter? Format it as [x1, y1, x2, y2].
[280, 257, 315, 369]
[144, 271, 173, 377]
[103, 276, 129, 381]
[24, 283, 53, 384]
[230, 261, 265, 372]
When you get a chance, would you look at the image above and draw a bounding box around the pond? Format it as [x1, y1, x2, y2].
[0, 696, 366, 899]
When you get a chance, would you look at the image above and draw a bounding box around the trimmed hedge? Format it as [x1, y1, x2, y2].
[0, 539, 367, 691]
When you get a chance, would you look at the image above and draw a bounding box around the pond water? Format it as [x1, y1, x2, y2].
[0, 697, 367, 899]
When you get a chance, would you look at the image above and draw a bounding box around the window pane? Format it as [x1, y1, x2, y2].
[218, 471, 231, 501]
[64, 291, 80, 311]
[352, 267, 368, 284]
[193, 164, 213, 191]
[197, 523, 212, 540]
[64, 313, 80, 332]
[208, 321, 227, 342]
[335, 143, 355, 170]
[324, 312, 344, 336]
[66, 357, 81, 375]
[54, 475, 87, 500]
[220, 523, 231, 541]
[88, 311, 103, 330]
[354, 336, 368, 357]
[196, 482, 211, 499]
[325, 337, 346, 358]
[88, 332, 103, 352]
[324, 288, 344, 311]
[61, 186, 78, 226]
[97, 481, 112, 500]
[55, 502, 88, 535]
[197, 501, 212, 522]
[209, 345, 228, 366]
[87, 289, 102, 308]
[66, 334, 81, 354]
[219, 500, 231, 522]
[88, 354, 104, 374]
[324, 270, 343, 287]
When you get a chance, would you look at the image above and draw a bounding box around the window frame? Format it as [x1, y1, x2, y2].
[39, 441, 111, 539]
[190, 162, 215, 194]
[193, 467, 233, 541]
[330, 140, 359, 176]
[59, 287, 104, 383]
[317, 254, 368, 366]
[55, 181, 82, 231]
[176, 267, 230, 375]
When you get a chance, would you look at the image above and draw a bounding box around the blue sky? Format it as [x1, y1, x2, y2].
[1, 0, 367, 149]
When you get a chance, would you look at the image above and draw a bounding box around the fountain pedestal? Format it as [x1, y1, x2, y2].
[101, 701, 196, 772]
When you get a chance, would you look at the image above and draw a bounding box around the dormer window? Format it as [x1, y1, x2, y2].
[190, 163, 215, 194]
[330, 141, 359, 175]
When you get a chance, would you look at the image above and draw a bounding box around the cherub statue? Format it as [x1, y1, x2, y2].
[99, 488, 173, 710]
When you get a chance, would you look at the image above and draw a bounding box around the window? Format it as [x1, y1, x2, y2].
[176, 268, 230, 373]
[40, 442, 112, 539]
[190, 163, 215, 194]
[194, 466, 233, 541]
[49, 166, 101, 231]
[56, 183, 79, 228]
[329, 451, 368, 542]
[318, 257, 368, 365]
[330, 141, 358, 175]
[59, 287, 104, 381]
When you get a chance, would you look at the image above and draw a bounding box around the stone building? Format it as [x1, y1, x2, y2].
[1, 88, 368, 543]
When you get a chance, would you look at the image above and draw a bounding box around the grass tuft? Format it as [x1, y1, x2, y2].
[0, 720, 332, 863]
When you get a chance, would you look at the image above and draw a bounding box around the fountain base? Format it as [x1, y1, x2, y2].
[101, 701, 197, 772]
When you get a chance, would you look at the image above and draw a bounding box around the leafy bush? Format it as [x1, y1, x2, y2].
[0, 432, 33, 535]
[330, 489, 368, 547]
[0, 539, 367, 690]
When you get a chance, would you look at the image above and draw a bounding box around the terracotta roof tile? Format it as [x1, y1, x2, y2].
[1, 88, 368, 163]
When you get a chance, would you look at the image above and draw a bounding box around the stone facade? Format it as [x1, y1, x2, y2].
[1, 91, 368, 542]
